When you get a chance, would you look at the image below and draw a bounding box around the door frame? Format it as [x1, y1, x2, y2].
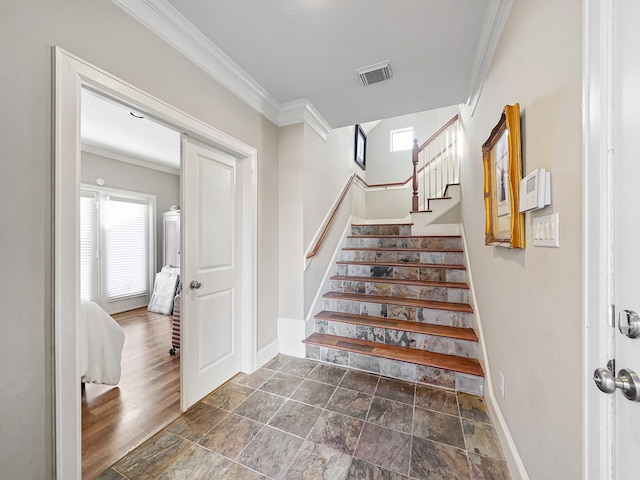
[583, 0, 615, 478]
[53, 47, 258, 479]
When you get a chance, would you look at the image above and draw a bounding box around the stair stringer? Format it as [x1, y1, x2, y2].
[411, 184, 461, 234]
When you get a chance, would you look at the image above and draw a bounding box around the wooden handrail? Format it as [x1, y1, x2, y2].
[306, 115, 460, 261]
[411, 114, 459, 212]
[367, 138, 457, 189]
[367, 115, 459, 189]
[418, 114, 459, 151]
[306, 173, 358, 260]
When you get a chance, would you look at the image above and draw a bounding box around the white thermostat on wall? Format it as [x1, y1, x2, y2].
[519, 168, 551, 212]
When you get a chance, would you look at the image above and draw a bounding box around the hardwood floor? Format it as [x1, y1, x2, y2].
[82, 308, 181, 479]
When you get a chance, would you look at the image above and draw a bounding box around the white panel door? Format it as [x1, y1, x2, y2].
[612, 1, 640, 476]
[182, 137, 242, 410]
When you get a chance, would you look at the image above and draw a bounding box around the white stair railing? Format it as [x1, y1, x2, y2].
[411, 115, 460, 212]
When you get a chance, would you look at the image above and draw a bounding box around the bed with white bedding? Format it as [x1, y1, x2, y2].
[79, 300, 125, 385]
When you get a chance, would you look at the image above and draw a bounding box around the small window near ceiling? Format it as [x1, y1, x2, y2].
[390, 127, 415, 152]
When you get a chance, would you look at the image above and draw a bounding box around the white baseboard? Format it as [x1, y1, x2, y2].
[485, 388, 529, 480]
[256, 338, 280, 369]
[460, 224, 528, 480]
[277, 317, 306, 358]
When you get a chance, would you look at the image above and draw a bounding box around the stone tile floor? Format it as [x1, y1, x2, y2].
[97, 355, 511, 480]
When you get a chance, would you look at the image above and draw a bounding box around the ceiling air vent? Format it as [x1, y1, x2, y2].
[356, 60, 393, 86]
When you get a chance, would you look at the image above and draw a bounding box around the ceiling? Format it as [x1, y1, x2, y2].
[82, 0, 507, 169]
[81, 89, 181, 171]
[165, 0, 491, 128]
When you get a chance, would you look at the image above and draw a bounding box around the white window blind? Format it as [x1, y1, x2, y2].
[104, 196, 150, 301]
[80, 192, 98, 301]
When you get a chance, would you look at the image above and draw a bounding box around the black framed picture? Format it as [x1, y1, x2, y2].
[354, 124, 366, 170]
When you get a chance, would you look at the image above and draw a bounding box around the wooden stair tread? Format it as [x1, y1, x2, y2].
[336, 260, 466, 270]
[303, 333, 484, 377]
[342, 247, 463, 253]
[330, 275, 469, 290]
[324, 291, 473, 313]
[315, 311, 478, 341]
[347, 235, 461, 239]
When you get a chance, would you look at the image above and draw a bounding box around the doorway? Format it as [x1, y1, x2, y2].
[54, 48, 258, 479]
[79, 88, 183, 478]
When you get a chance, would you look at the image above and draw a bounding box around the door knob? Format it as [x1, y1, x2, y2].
[593, 367, 640, 401]
[619, 309, 640, 339]
[190, 280, 202, 289]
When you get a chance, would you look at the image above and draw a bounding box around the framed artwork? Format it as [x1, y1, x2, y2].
[354, 124, 366, 170]
[482, 103, 525, 248]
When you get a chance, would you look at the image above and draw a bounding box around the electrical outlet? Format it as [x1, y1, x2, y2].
[499, 372, 505, 398]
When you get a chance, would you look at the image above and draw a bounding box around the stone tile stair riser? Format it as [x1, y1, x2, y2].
[342, 250, 463, 265]
[318, 319, 478, 359]
[346, 237, 462, 250]
[341, 264, 466, 283]
[322, 298, 473, 328]
[331, 279, 469, 304]
[305, 344, 484, 396]
[351, 225, 412, 236]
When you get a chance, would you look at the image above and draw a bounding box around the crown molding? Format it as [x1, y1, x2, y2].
[465, 0, 514, 115]
[81, 142, 181, 175]
[111, 0, 332, 139]
[279, 99, 332, 142]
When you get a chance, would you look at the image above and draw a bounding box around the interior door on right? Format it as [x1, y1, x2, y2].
[181, 136, 243, 411]
[613, 1, 640, 477]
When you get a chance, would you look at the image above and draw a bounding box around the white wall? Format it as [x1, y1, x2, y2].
[279, 124, 305, 320]
[81, 151, 180, 272]
[0, 1, 279, 476]
[279, 122, 362, 321]
[364, 187, 412, 220]
[303, 124, 360, 248]
[365, 106, 459, 185]
[459, 1, 582, 478]
[303, 125, 364, 314]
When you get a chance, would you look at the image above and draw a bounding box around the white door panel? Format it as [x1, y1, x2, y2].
[199, 158, 234, 269]
[182, 137, 242, 410]
[198, 289, 235, 367]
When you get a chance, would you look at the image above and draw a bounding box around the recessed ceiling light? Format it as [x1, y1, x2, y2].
[129, 111, 144, 119]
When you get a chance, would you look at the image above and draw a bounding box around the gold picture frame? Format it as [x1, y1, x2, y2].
[482, 103, 525, 248]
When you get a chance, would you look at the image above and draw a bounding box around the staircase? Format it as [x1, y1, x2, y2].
[303, 222, 484, 396]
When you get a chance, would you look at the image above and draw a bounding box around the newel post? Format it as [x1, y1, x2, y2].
[411, 138, 419, 212]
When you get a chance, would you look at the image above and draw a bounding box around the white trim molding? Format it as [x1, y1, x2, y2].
[460, 224, 529, 480]
[54, 47, 258, 478]
[81, 143, 180, 176]
[279, 99, 332, 142]
[465, 0, 514, 115]
[256, 339, 280, 368]
[582, 0, 615, 479]
[111, 0, 332, 140]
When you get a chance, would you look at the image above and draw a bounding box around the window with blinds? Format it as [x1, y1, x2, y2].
[80, 187, 154, 306]
[104, 196, 150, 301]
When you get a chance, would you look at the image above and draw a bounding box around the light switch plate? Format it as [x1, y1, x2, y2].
[533, 213, 560, 247]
